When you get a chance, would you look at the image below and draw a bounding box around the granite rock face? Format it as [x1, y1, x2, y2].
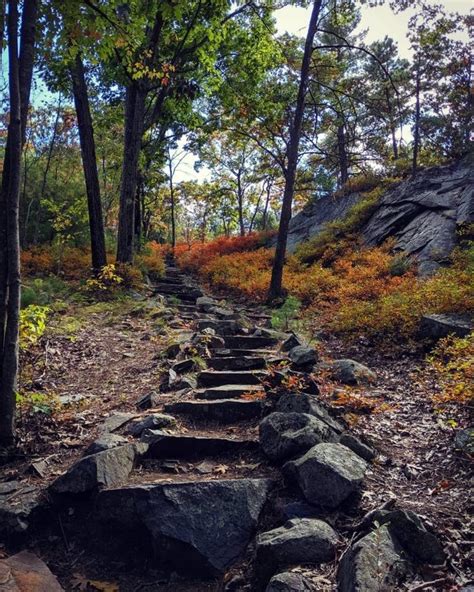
[272, 159, 473, 275]
[97, 478, 274, 577]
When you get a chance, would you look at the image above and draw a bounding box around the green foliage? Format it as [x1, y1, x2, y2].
[19, 305, 50, 350]
[389, 253, 412, 277]
[271, 296, 302, 332]
[16, 391, 60, 415]
[21, 277, 69, 307]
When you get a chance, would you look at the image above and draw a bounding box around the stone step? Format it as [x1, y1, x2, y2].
[176, 304, 197, 312]
[208, 356, 267, 371]
[197, 370, 265, 388]
[211, 348, 278, 358]
[96, 478, 273, 577]
[158, 276, 186, 285]
[223, 335, 278, 350]
[164, 399, 264, 422]
[152, 283, 202, 296]
[195, 384, 264, 400]
[143, 432, 259, 459]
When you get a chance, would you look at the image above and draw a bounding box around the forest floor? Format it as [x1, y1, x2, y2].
[0, 289, 472, 591]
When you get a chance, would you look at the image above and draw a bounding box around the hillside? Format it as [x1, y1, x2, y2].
[277, 158, 474, 275]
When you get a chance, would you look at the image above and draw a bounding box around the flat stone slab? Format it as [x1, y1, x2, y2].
[164, 399, 264, 422]
[212, 348, 276, 357]
[208, 356, 267, 371]
[198, 370, 265, 387]
[97, 478, 274, 576]
[0, 551, 64, 591]
[144, 432, 259, 459]
[195, 384, 264, 400]
[419, 313, 472, 340]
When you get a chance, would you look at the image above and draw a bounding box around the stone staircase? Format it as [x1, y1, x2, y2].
[2, 261, 447, 591]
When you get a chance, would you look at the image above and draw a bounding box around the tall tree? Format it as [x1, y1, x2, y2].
[267, 0, 323, 301]
[0, 0, 38, 447]
[70, 54, 107, 270]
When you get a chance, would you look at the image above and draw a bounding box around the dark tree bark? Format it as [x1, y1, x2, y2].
[116, 83, 146, 263]
[412, 57, 421, 177]
[168, 155, 176, 248]
[0, 0, 23, 446]
[337, 122, 349, 185]
[236, 172, 245, 236]
[385, 87, 399, 160]
[267, 0, 322, 302]
[70, 53, 107, 270]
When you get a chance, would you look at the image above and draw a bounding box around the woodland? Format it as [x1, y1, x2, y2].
[0, 0, 472, 591]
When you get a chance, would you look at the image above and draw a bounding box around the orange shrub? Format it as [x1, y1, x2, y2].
[21, 246, 55, 275]
[136, 241, 166, 278]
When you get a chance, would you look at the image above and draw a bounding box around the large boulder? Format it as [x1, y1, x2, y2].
[283, 443, 367, 509]
[418, 314, 472, 341]
[327, 359, 376, 386]
[126, 414, 176, 437]
[49, 443, 146, 497]
[0, 483, 42, 537]
[96, 478, 274, 577]
[337, 525, 410, 592]
[83, 433, 128, 456]
[259, 412, 337, 462]
[339, 433, 376, 462]
[256, 518, 338, 583]
[276, 393, 343, 434]
[196, 296, 217, 312]
[288, 346, 318, 367]
[0, 550, 64, 591]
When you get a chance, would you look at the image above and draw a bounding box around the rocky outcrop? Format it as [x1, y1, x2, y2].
[275, 159, 473, 275]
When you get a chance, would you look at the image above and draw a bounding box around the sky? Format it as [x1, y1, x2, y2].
[174, 0, 472, 182]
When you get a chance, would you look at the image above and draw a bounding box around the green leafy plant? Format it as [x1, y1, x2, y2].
[19, 305, 50, 350]
[16, 391, 61, 415]
[271, 296, 301, 331]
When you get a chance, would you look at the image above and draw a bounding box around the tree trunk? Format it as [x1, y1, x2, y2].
[412, 58, 421, 177]
[116, 83, 146, 263]
[168, 154, 176, 248]
[237, 173, 245, 237]
[337, 122, 349, 185]
[70, 54, 107, 270]
[385, 87, 398, 160]
[0, 0, 22, 446]
[134, 176, 142, 251]
[267, 0, 322, 302]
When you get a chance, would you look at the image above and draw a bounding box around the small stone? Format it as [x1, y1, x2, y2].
[339, 433, 376, 461]
[283, 442, 367, 509]
[256, 518, 338, 583]
[127, 414, 176, 437]
[136, 391, 160, 410]
[454, 427, 474, 454]
[329, 359, 376, 385]
[266, 571, 317, 591]
[196, 296, 217, 312]
[381, 509, 446, 565]
[171, 359, 195, 374]
[280, 333, 303, 352]
[288, 345, 318, 367]
[337, 525, 410, 592]
[164, 342, 181, 359]
[259, 412, 337, 462]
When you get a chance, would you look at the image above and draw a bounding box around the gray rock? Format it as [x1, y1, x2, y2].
[266, 572, 317, 592]
[454, 427, 474, 454]
[281, 500, 320, 521]
[283, 443, 367, 509]
[288, 346, 318, 367]
[329, 359, 376, 385]
[163, 342, 181, 359]
[337, 525, 410, 592]
[381, 509, 446, 565]
[83, 433, 128, 456]
[171, 358, 195, 374]
[260, 412, 337, 462]
[136, 391, 160, 410]
[280, 333, 303, 352]
[100, 412, 138, 433]
[0, 484, 41, 535]
[419, 313, 472, 340]
[97, 478, 274, 576]
[49, 443, 146, 496]
[208, 306, 238, 319]
[339, 433, 376, 462]
[257, 519, 338, 583]
[276, 392, 343, 434]
[127, 414, 176, 437]
[196, 296, 217, 312]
